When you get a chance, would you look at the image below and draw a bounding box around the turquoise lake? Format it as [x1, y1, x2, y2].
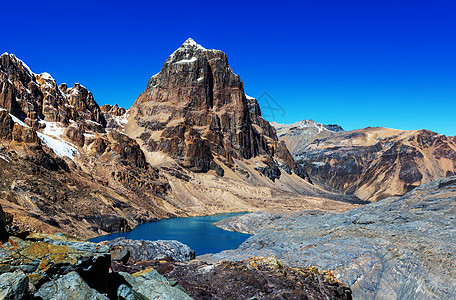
[89, 212, 250, 255]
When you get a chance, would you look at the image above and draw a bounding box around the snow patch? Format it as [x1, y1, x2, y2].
[114, 113, 129, 128]
[245, 94, 255, 100]
[13, 55, 34, 76]
[39, 121, 65, 137]
[174, 57, 197, 64]
[37, 132, 78, 159]
[86, 119, 102, 126]
[197, 76, 204, 81]
[83, 133, 96, 138]
[9, 114, 29, 127]
[0, 154, 10, 163]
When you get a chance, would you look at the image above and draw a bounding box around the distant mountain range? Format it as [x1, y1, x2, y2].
[0, 39, 454, 238]
[273, 120, 456, 201]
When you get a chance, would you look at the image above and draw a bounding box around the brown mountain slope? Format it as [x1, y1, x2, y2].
[273, 121, 456, 201]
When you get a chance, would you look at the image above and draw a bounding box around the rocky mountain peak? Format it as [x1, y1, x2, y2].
[0, 53, 105, 127]
[130, 41, 300, 177]
[181, 38, 207, 50]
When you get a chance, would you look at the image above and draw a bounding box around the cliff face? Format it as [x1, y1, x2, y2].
[130, 39, 296, 176]
[274, 121, 456, 201]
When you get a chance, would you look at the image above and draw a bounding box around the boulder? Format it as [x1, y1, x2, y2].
[118, 269, 192, 300]
[117, 284, 146, 300]
[35, 271, 108, 300]
[0, 270, 29, 300]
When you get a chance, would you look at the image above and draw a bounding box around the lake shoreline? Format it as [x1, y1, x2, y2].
[89, 211, 251, 256]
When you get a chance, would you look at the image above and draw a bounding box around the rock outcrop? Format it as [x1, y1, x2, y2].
[0, 229, 196, 299]
[118, 269, 192, 300]
[0, 233, 111, 289]
[106, 237, 195, 262]
[209, 176, 456, 299]
[274, 121, 456, 201]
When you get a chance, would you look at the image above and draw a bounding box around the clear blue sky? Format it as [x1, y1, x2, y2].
[2, 1, 455, 135]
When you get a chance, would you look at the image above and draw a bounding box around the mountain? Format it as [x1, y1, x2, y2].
[273, 120, 456, 201]
[0, 42, 362, 238]
[271, 119, 344, 155]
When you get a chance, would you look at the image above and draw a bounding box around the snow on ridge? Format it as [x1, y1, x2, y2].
[11, 54, 34, 76]
[39, 72, 54, 81]
[245, 94, 255, 100]
[86, 119, 102, 126]
[0, 154, 9, 163]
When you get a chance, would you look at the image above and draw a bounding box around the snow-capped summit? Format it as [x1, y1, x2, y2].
[182, 38, 206, 50]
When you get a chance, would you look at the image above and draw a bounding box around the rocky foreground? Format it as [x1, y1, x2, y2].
[0, 205, 351, 299]
[210, 176, 456, 299]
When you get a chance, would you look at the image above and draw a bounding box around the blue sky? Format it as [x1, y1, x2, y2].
[2, 1, 455, 135]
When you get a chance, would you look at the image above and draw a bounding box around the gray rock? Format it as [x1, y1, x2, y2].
[119, 270, 192, 300]
[0, 270, 29, 300]
[34, 271, 108, 299]
[117, 284, 147, 300]
[215, 212, 282, 235]
[106, 238, 195, 262]
[207, 176, 456, 299]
